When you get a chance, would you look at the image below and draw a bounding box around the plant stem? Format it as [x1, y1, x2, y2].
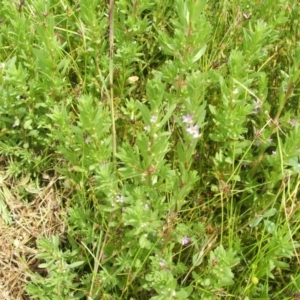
[109, 0, 117, 171]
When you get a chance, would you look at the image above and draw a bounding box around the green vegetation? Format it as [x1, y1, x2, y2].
[0, 0, 300, 299]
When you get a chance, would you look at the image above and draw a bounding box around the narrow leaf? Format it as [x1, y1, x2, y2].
[193, 45, 207, 62]
[159, 103, 177, 127]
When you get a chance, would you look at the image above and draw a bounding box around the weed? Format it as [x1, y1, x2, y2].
[0, 0, 300, 299]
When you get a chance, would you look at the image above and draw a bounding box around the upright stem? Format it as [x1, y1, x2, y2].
[109, 0, 117, 170]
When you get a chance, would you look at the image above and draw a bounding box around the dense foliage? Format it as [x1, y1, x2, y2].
[1, 0, 300, 299]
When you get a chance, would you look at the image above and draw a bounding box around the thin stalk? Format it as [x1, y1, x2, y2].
[109, 0, 117, 171]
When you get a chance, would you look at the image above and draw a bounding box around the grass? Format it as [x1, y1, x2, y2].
[0, 0, 300, 299]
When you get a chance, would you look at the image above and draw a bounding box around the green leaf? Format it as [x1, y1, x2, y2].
[209, 104, 217, 115]
[192, 253, 203, 266]
[263, 208, 277, 218]
[192, 45, 207, 62]
[23, 119, 33, 130]
[159, 103, 177, 128]
[139, 234, 151, 249]
[264, 220, 276, 234]
[272, 259, 289, 269]
[136, 101, 151, 125]
[250, 216, 263, 228]
[68, 261, 85, 269]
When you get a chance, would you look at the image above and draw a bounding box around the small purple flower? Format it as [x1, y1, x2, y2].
[186, 125, 199, 138]
[242, 161, 248, 169]
[159, 260, 167, 268]
[181, 236, 190, 245]
[182, 114, 200, 138]
[253, 107, 259, 114]
[290, 119, 297, 127]
[116, 195, 124, 203]
[182, 114, 194, 124]
[12, 117, 19, 128]
[84, 135, 91, 144]
[150, 115, 158, 123]
[253, 99, 262, 114]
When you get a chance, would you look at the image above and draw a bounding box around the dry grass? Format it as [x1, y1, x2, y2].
[0, 172, 66, 300]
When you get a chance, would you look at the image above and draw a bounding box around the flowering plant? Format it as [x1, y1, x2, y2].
[0, 0, 299, 299]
